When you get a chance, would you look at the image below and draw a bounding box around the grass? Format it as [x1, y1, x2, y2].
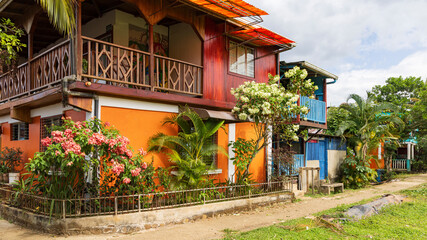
[222, 184, 427, 240]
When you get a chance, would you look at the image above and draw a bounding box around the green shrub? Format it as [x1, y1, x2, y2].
[340, 155, 377, 188]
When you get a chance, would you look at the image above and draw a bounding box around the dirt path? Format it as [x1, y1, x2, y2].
[1, 174, 426, 240]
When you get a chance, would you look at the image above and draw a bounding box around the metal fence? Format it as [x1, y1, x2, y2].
[0, 178, 296, 219]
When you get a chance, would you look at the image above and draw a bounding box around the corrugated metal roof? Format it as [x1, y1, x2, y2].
[182, 0, 268, 18]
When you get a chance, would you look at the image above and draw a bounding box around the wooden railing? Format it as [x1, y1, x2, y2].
[300, 96, 326, 123]
[0, 40, 71, 101]
[81, 36, 203, 96]
[0, 36, 204, 101]
[392, 159, 411, 171]
[154, 55, 203, 96]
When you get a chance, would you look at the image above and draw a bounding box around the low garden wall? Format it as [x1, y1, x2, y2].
[0, 180, 295, 234]
[0, 192, 293, 234]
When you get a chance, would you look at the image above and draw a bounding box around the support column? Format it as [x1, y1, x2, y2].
[149, 24, 155, 90]
[228, 123, 236, 182]
[266, 125, 273, 181]
[406, 142, 411, 159]
[76, 1, 82, 80]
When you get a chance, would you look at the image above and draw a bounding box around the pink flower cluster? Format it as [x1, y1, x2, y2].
[141, 162, 148, 169]
[108, 136, 131, 157]
[61, 140, 82, 156]
[64, 129, 75, 139]
[52, 131, 66, 143]
[41, 137, 52, 147]
[130, 167, 141, 177]
[138, 147, 147, 156]
[122, 177, 131, 184]
[88, 132, 106, 145]
[112, 162, 125, 176]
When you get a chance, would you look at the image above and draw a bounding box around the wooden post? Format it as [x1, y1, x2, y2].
[138, 195, 141, 212]
[324, 78, 327, 123]
[76, 1, 82, 80]
[311, 168, 315, 194]
[114, 197, 118, 215]
[149, 24, 155, 90]
[27, 31, 33, 92]
[62, 200, 66, 219]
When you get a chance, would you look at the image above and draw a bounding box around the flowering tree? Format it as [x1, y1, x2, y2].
[230, 67, 317, 177]
[26, 117, 153, 198]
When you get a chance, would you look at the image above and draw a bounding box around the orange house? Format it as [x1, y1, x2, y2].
[0, 0, 296, 183]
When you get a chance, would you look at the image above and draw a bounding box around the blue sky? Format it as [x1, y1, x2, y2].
[245, 0, 427, 106]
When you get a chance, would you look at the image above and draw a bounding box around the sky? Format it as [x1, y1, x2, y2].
[245, 0, 427, 106]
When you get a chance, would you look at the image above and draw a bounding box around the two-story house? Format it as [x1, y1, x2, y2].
[0, 0, 295, 183]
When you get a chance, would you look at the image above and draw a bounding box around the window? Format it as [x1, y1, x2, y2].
[11, 123, 29, 141]
[40, 116, 63, 151]
[229, 41, 255, 77]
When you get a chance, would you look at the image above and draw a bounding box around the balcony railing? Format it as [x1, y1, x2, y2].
[300, 96, 326, 123]
[81, 36, 203, 96]
[0, 40, 71, 101]
[0, 37, 203, 102]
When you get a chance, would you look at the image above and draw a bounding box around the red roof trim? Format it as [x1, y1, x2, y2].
[230, 28, 295, 47]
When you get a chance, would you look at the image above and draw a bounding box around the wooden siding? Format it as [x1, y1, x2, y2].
[203, 17, 277, 105]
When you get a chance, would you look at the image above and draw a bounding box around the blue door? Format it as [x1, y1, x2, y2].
[306, 140, 327, 179]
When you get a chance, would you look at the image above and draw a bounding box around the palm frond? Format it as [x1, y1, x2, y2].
[36, 0, 76, 36]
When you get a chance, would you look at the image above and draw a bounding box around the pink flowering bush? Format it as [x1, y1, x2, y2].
[25, 117, 154, 198]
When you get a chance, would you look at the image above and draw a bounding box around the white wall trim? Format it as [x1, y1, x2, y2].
[0, 103, 71, 124]
[228, 124, 236, 182]
[31, 103, 72, 118]
[98, 96, 179, 120]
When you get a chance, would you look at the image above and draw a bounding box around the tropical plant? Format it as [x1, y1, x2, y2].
[336, 94, 404, 161]
[339, 151, 377, 188]
[229, 138, 257, 183]
[0, 18, 26, 72]
[230, 68, 317, 173]
[36, 0, 76, 36]
[148, 107, 227, 189]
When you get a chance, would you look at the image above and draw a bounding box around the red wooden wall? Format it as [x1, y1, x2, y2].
[203, 17, 278, 106]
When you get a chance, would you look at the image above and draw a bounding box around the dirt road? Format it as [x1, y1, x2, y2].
[1, 174, 425, 240]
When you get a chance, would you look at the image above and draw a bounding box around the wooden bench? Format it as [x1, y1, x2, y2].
[321, 183, 344, 195]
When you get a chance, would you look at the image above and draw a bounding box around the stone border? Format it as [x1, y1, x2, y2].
[0, 192, 293, 235]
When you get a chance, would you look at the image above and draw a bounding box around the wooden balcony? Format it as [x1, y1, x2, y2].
[0, 36, 203, 103]
[81, 36, 203, 96]
[0, 40, 71, 102]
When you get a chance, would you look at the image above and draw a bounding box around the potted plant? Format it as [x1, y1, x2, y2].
[0, 147, 23, 184]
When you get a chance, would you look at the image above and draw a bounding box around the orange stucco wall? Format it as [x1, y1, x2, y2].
[369, 142, 385, 169]
[101, 106, 178, 169]
[101, 107, 268, 184]
[212, 124, 229, 183]
[1, 117, 41, 173]
[236, 122, 266, 183]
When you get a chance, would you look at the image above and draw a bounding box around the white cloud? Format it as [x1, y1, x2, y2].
[328, 50, 427, 106]
[244, 0, 427, 107]
[246, 0, 427, 69]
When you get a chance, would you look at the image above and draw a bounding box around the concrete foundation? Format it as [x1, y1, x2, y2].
[0, 192, 293, 235]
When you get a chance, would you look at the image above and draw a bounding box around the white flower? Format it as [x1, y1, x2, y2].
[232, 107, 240, 113]
[292, 135, 299, 141]
[241, 96, 250, 102]
[238, 113, 248, 120]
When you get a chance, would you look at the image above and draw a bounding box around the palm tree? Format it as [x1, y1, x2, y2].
[336, 94, 404, 161]
[148, 107, 227, 189]
[36, 0, 76, 36]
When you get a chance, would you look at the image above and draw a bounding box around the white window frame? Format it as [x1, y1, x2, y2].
[229, 41, 255, 78]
